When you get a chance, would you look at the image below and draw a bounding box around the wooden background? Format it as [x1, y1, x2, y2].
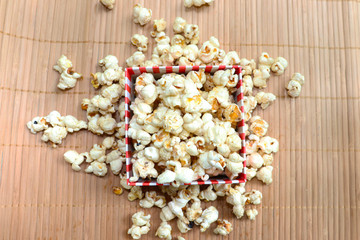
[0, 0, 360, 239]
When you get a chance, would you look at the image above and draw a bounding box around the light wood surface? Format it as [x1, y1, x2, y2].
[0, 0, 360, 239]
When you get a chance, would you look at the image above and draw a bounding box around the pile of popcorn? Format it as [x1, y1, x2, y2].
[27, 3, 305, 239]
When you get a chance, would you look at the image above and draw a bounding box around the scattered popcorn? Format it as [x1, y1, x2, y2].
[173, 17, 187, 33]
[271, 57, 288, 75]
[258, 136, 279, 154]
[177, 218, 192, 233]
[247, 152, 264, 169]
[255, 91, 276, 109]
[151, 18, 167, 37]
[232, 204, 245, 219]
[246, 209, 258, 220]
[286, 72, 305, 97]
[85, 161, 108, 177]
[246, 167, 257, 181]
[256, 166, 273, 185]
[160, 206, 176, 222]
[245, 190, 263, 205]
[156, 222, 172, 240]
[133, 4, 152, 26]
[106, 150, 125, 175]
[253, 68, 270, 89]
[213, 219, 233, 236]
[53, 55, 82, 90]
[262, 153, 274, 166]
[221, 51, 241, 65]
[128, 186, 144, 201]
[199, 185, 217, 201]
[126, 51, 146, 67]
[240, 58, 256, 75]
[128, 211, 151, 239]
[249, 116, 269, 137]
[26, 116, 48, 134]
[213, 184, 231, 197]
[131, 34, 148, 52]
[62, 115, 87, 132]
[194, 206, 219, 232]
[100, 0, 115, 10]
[186, 197, 202, 221]
[41, 126, 68, 147]
[140, 191, 158, 208]
[184, 0, 214, 8]
[63, 150, 89, 171]
[112, 186, 123, 195]
[258, 52, 274, 70]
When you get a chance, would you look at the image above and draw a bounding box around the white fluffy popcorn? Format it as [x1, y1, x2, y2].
[163, 109, 184, 135]
[160, 206, 176, 222]
[173, 17, 187, 33]
[135, 73, 158, 104]
[246, 167, 257, 181]
[100, 0, 115, 9]
[41, 126, 68, 147]
[242, 75, 253, 96]
[62, 115, 87, 132]
[130, 157, 158, 182]
[106, 150, 125, 175]
[212, 69, 239, 88]
[91, 56, 124, 89]
[194, 206, 219, 232]
[221, 51, 241, 65]
[139, 191, 157, 208]
[246, 209, 259, 220]
[223, 104, 242, 123]
[133, 4, 152, 26]
[131, 34, 148, 52]
[249, 116, 269, 137]
[184, 0, 214, 8]
[255, 91, 276, 109]
[286, 72, 305, 97]
[240, 58, 256, 75]
[157, 170, 176, 184]
[199, 185, 217, 202]
[271, 57, 288, 75]
[151, 18, 167, 37]
[207, 86, 230, 111]
[256, 166, 273, 185]
[225, 152, 245, 177]
[245, 190, 263, 205]
[262, 153, 274, 166]
[186, 198, 202, 221]
[258, 52, 274, 70]
[226, 133, 242, 152]
[128, 186, 144, 201]
[128, 211, 151, 239]
[53, 55, 82, 90]
[198, 36, 220, 64]
[63, 150, 86, 171]
[177, 218, 191, 233]
[126, 51, 146, 67]
[213, 219, 233, 236]
[258, 136, 279, 154]
[253, 68, 270, 89]
[246, 152, 264, 169]
[156, 222, 172, 240]
[85, 161, 108, 177]
[232, 204, 245, 219]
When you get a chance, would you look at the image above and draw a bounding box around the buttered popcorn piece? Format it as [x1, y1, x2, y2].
[213, 219, 233, 236]
[177, 218, 191, 233]
[258, 136, 279, 154]
[207, 86, 230, 111]
[271, 57, 288, 75]
[212, 69, 239, 88]
[183, 23, 200, 45]
[195, 206, 219, 232]
[186, 198, 202, 222]
[139, 191, 157, 208]
[255, 91, 276, 110]
[27, 116, 48, 134]
[41, 126, 68, 147]
[53, 55, 82, 90]
[63, 150, 86, 171]
[232, 204, 245, 219]
[249, 116, 269, 137]
[128, 225, 150, 240]
[286, 72, 305, 97]
[100, 0, 115, 9]
[85, 161, 108, 177]
[245, 190, 263, 205]
[225, 152, 245, 177]
[163, 109, 184, 135]
[160, 206, 176, 222]
[253, 68, 270, 89]
[243, 75, 254, 96]
[258, 52, 274, 70]
[246, 167, 257, 180]
[91, 55, 124, 89]
[126, 51, 146, 67]
[62, 115, 87, 133]
[221, 51, 241, 66]
[199, 185, 217, 201]
[173, 17, 187, 33]
[128, 211, 151, 239]
[135, 73, 158, 104]
[256, 166, 273, 185]
[198, 36, 220, 64]
[156, 222, 172, 240]
[262, 153, 274, 166]
[133, 4, 152, 26]
[151, 18, 167, 37]
[130, 157, 158, 182]
[184, 0, 214, 8]
[246, 209, 259, 220]
[128, 186, 144, 201]
[240, 58, 256, 75]
[131, 34, 148, 52]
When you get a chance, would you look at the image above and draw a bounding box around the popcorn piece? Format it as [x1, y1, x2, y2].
[249, 116, 269, 137]
[106, 150, 125, 175]
[128, 211, 151, 239]
[151, 18, 167, 37]
[53, 55, 82, 90]
[102, 136, 116, 149]
[135, 73, 158, 104]
[131, 34, 148, 52]
[156, 222, 172, 240]
[183, 113, 203, 135]
[41, 126, 68, 147]
[246, 167, 257, 180]
[85, 161, 108, 177]
[286, 73, 305, 98]
[98, 114, 117, 135]
[186, 197, 202, 221]
[130, 157, 158, 182]
[232, 204, 245, 219]
[139, 191, 157, 208]
[184, 0, 214, 8]
[177, 218, 191, 233]
[256, 166, 273, 185]
[216, 143, 231, 158]
[87, 114, 103, 135]
[245, 190, 263, 205]
[247, 152, 264, 169]
[27, 116, 48, 134]
[253, 68, 270, 89]
[133, 4, 152, 26]
[255, 92, 276, 110]
[112, 186, 123, 195]
[173, 17, 187, 33]
[143, 146, 160, 162]
[128, 125, 151, 151]
[163, 109, 184, 135]
[157, 170, 176, 184]
[225, 152, 245, 177]
[160, 206, 176, 222]
[258, 52, 274, 70]
[213, 219, 233, 236]
[128, 186, 144, 201]
[198, 37, 220, 64]
[204, 124, 228, 147]
[223, 104, 242, 123]
[63, 150, 86, 171]
[258, 136, 279, 154]
[199, 185, 217, 202]
[120, 174, 132, 190]
[45, 111, 64, 127]
[213, 184, 231, 197]
[243, 96, 257, 114]
[194, 206, 219, 232]
[243, 75, 253, 96]
[226, 133, 242, 152]
[91, 55, 124, 88]
[183, 44, 199, 62]
[100, 0, 115, 10]
[154, 32, 171, 57]
[245, 134, 259, 154]
[246, 209, 259, 220]
[181, 93, 212, 113]
[212, 69, 239, 88]
[126, 51, 146, 67]
[186, 69, 206, 89]
[62, 115, 87, 133]
[128, 225, 150, 239]
[198, 151, 225, 170]
[221, 51, 241, 65]
[240, 58, 256, 75]
[226, 188, 247, 206]
[90, 95, 115, 114]
[207, 86, 230, 111]
[262, 153, 274, 166]
[271, 57, 288, 75]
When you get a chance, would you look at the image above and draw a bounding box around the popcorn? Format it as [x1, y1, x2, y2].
[157, 169, 176, 184]
[128, 225, 150, 240]
[156, 222, 172, 240]
[168, 193, 191, 222]
[240, 58, 256, 75]
[171, 34, 186, 47]
[216, 143, 230, 158]
[221, 51, 241, 65]
[255, 92, 276, 109]
[246, 167, 257, 180]
[262, 153, 274, 166]
[151, 18, 167, 37]
[173, 17, 187, 33]
[41, 126, 68, 147]
[133, 4, 152, 26]
[143, 146, 160, 162]
[100, 84, 123, 103]
[199, 185, 217, 201]
[91, 56, 124, 89]
[183, 44, 199, 62]
[184, 0, 214, 8]
[271, 57, 288, 75]
[204, 124, 228, 146]
[45, 111, 64, 127]
[199, 151, 225, 170]
[62, 115, 87, 133]
[213, 184, 231, 197]
[63, 150, 86, 171]
[154, 32, 171, 56]
[253, 68, 270, 89]
[185, 136, 205, 156]
[128, 211, 151, 239]
[139, 191, 157, 208]
[213, 219, 233, 236]
[258, 52, 274, 70]
[27, 116, 48, 134]
[198, 37, 220, 64]
[183, 113, 203, 135]
[186, 197, 202, 221]
[131, 34, 148, 52]
[225, 133, 242, 152]
[160, 206, 176, 222]
[181, 93, 212, 113]
[245, 134, 259, 154]
[286, 73, 305, 97]
[194, 206, 219, 232]
[226, 188, 247, 206]
[100, 0, 115, 10]
[128, 186, 144, 201]
[170, 45, 184, 59]
[183, 24, 200, 45]
[135, 73, 158, 105]
[85, 161, 108, 177]
[53, 55, 82, 90]
[232, 204, 245, 219]
[177, 237, 185, 240]
[106, 150, 125, 175]
[155, 195, 167, 208]
[126, 51, 146, 67]
[256, 166, 273, 185]
[87, 114, 103, 135]
[130, 157, 158, 182]
[98, 114, 117, 135]
[246, 152, 264, 169]
[163, 109, 184, 135]
[128, 126, 152, 151]
[186, 70, 206, 89]
[89, 144, 106, 162]
[246, 209, 258, 220]
[243, 96, 257, 114]
[120, 174, 132, 190]
[177, 218, 192, 233]
[207, 86, 230, 111]
[249, 116, 269, 137]
[212, 69, 239, 88]
[223, 104, 242, 123]
[245, 190, 263, 205]
[225, 152, 245, 177]
[90, 95, 115, 114]
[243, 75, 253, 96]
[258, 136, 279, 154]
[112, 186, 123, 195]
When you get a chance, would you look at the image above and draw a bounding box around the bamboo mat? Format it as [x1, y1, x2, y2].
[0, 0, 360, 239]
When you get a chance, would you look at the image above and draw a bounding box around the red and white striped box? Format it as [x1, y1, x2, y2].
[125, 65, 246, 186]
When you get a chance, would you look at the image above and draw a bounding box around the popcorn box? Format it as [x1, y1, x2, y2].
[125, 65, 246, 186]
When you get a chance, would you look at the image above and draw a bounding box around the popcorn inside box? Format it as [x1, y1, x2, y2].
[125, 65, 246, 186]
